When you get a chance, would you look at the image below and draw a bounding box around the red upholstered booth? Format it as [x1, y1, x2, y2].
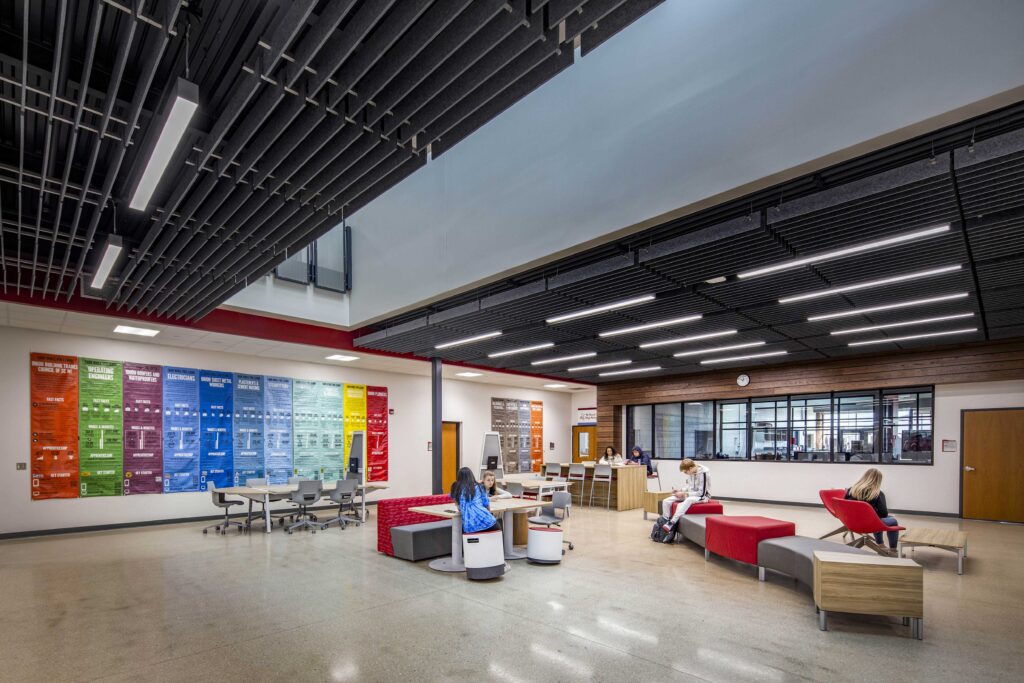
[376, 494, 452, 556]
[670, 499, 724, 517]
[706, 515, 796, 565]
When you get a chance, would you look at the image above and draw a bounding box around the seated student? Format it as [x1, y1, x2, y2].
[660, 459, 710, 540]
[626, 445, 653, 475]
[481, 470, 513, 499]
[599, 446, 625, 465]
[450, 467, 500, 533]
[846, 467, 900, 553]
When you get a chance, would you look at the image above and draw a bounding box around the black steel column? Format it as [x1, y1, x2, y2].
[431, 357, 443, 494]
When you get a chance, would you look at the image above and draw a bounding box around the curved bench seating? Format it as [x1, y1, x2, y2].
[757, 536, 871, 587]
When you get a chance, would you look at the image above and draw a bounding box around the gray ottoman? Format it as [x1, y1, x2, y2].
[390, 520, 453, 561]
[757, 536, 871, 587]
[676, 514, 712, 547]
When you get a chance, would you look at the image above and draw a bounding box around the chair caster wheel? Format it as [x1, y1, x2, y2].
[568, 543, 574, 550]
[312, 530, 316, 534]
[215, 526, 220, 531]
[288, 530, 293, 535]
[203, 530, 207, 534]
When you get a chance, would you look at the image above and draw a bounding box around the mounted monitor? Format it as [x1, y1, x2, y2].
[347, 431, 365, 484]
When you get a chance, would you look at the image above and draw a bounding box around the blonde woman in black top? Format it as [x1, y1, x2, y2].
[846, 468, 900, 552]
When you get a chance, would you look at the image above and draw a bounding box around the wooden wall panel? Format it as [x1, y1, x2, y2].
[596, 340, 1024, 451]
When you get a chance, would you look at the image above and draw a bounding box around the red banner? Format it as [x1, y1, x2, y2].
[366, 386, 388, 482]
[530, 401, 544, 472]
[30, 353, 80, 499]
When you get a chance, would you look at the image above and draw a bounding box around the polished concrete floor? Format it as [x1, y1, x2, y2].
[2, 500, 1022, 682]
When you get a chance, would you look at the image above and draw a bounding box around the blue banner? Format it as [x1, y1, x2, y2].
[162, 367, 200, 493]
[264, 376, 293, 484]
[233, 374, 264, 483]
[518, 400, 531, 473]
[199, 371, 233, 489]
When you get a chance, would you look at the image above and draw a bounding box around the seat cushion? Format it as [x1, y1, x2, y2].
[390, 520, 453, 561]
[757, 536, 871, 587]
[669, 499, 724, 516]
[706, 515, 796, 565]
[676, 514, 713, 547]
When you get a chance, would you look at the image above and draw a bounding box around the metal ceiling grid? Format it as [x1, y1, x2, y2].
[0, 0, 665, 316]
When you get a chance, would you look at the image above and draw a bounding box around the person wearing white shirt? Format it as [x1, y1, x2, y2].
[599, 446, 625, 465]
[660, 459, 710, 540]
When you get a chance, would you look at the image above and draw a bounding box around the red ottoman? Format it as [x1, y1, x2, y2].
[670, 499, 724, 516]
[705, 515, 795, 565]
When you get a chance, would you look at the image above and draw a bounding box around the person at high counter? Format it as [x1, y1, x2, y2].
[846, 467, 900, 554]
[599, 446, 625, 465]
[627, 445, 653, 475]
[450, 467, 500, 533]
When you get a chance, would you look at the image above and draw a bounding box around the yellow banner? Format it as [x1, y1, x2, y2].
[343, 383, 367, 469]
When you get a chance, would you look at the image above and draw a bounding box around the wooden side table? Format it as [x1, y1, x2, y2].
[813, 550, 924, 639]
[643, 490, 671, 520]
[897, 528, 968, 575]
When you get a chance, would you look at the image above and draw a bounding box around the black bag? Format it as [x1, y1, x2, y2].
[650, 515, 674, 543]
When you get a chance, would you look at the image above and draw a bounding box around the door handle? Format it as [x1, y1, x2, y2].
[964, 466, 976, 472]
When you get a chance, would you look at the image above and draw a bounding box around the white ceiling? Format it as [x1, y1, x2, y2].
[0, 301, 592, 393]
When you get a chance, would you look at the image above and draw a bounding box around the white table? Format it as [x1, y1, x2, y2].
[219, 481, 389, 533]
[408, 497, 543, 572]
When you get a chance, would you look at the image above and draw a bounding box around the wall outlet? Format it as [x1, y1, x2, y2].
[16, 462, 27, 470]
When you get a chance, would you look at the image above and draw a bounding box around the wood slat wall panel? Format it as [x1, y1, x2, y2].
[596, 340, 1024, 450]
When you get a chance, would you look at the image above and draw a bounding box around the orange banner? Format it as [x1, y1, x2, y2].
[30, 353, 80, 499]
[530, 401, 543, 472]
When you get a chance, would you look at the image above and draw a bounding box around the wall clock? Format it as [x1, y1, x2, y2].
[736, 373, 750, 387]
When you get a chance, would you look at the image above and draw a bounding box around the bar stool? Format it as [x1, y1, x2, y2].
[589, 463, 613, 508]
[648, 461, 662, 490]
[567, 463, 587, 506]
[544, 462, 562, 479]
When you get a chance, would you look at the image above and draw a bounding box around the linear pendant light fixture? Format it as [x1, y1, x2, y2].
[639, 329, 737, 350]
[531, 352, 596, 366]
[700, 350, 788, 365]
[601, 366, 661, 377]
[598, 314, 702, 337]
[807, 292, 968, 321]
[738, 225, 950, 279]
[487, 342, 554, 358]
[831, 312, 975, 335]
[546, 294, 655, 323]
[848, 328, 978, 346]
[674, 341, 764, 358]
[779, 264, 962, 303]
[89, 235, 123, 289]
[129, 78, 200, 211]
[435, 331, 502, 349]
[568, 360, 632, 372]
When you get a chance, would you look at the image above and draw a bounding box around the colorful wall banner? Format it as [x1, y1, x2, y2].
[199, 371, 233, 489]
[29, 353, 80, 499]
[530, 401, 544, 473]
[264, 376, 293, 484]
[366, 386, 388, 482]
[163, 367, 200, 493]
[292, 380, 320, 479]
[321, 381, 345, 481]
[78, 358, 124, 497]
[232, 373, 265, 484]
[517, 400, 531, 472]
[342, 383, 366, 471]
[122, 363, 163, 495]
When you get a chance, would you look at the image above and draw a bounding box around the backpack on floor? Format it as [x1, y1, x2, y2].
[650, 515, 674, 543]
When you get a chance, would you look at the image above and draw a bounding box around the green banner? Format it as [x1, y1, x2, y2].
[79, 358, 124, 496]
[292, 380, 321, 479]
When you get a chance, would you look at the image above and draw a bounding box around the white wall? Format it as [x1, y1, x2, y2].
[652, 380, 1024, 514]
[224, 275, 349, 328]
[0, 326, 573, 535]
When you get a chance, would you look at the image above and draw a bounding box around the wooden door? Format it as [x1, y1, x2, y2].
[441, 422, 460, 494]
[572, 425, 597, 463]
[962, 409, 1024, 522]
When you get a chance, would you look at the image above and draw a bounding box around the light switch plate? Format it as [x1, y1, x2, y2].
[16, 462, 27, 470]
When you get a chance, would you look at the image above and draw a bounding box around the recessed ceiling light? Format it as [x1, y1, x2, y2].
[546, 294, 655, 324]
[487, 342, 554, 358]
[639, 330, 737, 350]
[700, 350, 788, 365]
[807, 293, 969, 321]
[113, 324, 159, 337]
[543, 383, 568, 389]
[738, 225, 950, 279]
[568, 360, 632, 372]
[831, 312, 975, 335]
[779, 264, 962, 303]
[435, 331, 502, 349]
[598, 314, 702, 337]
[600, 366, 661, 377]
[325, 354, 359, 362]
[847, 328, 978, 347]
[673, 341, 764, 358]
[531, 352, 596, 366]
[455, 371, 483, 377]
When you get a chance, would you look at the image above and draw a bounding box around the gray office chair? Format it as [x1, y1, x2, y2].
[244, 477, 268, 531]
[287, 480, 323, 534]
[319, 479, 359, 530]
[528, 491, 573, 551]
[202, 484, 245, 535]
[505, 482, 524, 498]
[567, 463, 587, 506]
[544, 462, 562, 479]
[589, 463, 613, 508]
[276, 476, 312, 526]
